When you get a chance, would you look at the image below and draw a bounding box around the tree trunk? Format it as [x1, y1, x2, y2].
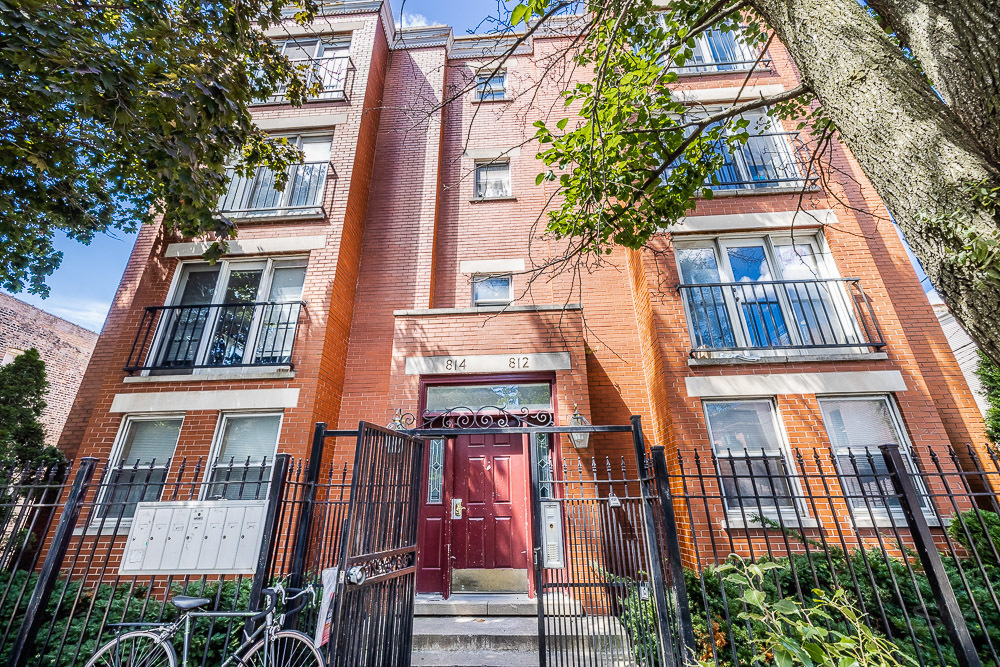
[749, 0, 1000, 363]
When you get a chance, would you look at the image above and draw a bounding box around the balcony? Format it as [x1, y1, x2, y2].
[710, 131, 817, 190]
[218, 161, 328, 219]
[672, 29, 770, 75]
[256, 55, 350, 104]
[125, 301, 304, 373]
[677, 278, 885, 355]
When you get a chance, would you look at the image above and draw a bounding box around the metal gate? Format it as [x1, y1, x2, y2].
[528, 417, 678, 667]
[327, 422, 424, 667]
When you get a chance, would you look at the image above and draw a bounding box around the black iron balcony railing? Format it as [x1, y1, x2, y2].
[674, 55, 772, 74]
[219, 161, 328, 218]
[678, 278, 886, 354]
[124, 301, 305, 373]
[711, 131, 818, 190]
[256, 55, 350, 104]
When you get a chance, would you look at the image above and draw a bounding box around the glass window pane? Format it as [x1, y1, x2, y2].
[425, 383, 552, 412]
[427, 439, 444, 504]
[268, 266, 307, 302]
[473, 275, 511, 304]
[476, 73, 506, 101]
[209, 415, 281, 500]
[283, 39, 318, 61]
[475, 163, 510, 198]
[119, 419, 183, 464]
[676, 247, 735, 349]
[300, 136, 332, 163]
[536, 433, 554, 499]
[705, 401, 781, 454]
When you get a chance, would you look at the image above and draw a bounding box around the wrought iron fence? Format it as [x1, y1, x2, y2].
[678, 278, 886, 354]
[124, 300, 304, 373]
[219, 161, 329, 218]
[650, 442, 1000, 667]
[257, 55, 350, 104]
[0, 451, 356, 667]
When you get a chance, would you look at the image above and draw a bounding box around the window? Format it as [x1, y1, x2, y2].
[704, 400, 796, 513]
[1, 348, 23, 366]
[675, 234, 872, 353]
[475, 71, 506, 101]
[818, 396, 926, 517]
[472, 274, 513, 306]
[424, 382, 552, 413]
[262, 37, 350, 103]
[207, 414, 282, 500]
[474, 161, 511, 199]
[219, 134, 332, 217]
[675, 28, 760, 74]
[100, 417, 183, 520]
[427, 439, 444, 504]
[150, 257, 306, 372]
[535, 433, 555, 499]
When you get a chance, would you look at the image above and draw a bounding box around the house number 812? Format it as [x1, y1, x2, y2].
[508, 356, 530, 369]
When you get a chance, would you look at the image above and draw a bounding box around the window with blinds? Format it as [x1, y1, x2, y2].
[474, 161, 511, 199]
[100, 417, 183, 520]
[207, 414, 282, 500]
[818, 396, 926, 516]
[703, 400, 796, 512]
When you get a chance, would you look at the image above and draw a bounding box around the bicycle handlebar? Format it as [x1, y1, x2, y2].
[251, 588, 279, 623]
[251, 585, 315, 623]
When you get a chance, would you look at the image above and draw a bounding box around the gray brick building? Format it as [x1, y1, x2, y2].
[0, 293, 98, 447]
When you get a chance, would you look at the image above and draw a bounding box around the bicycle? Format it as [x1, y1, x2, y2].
[85, 583, 325, 667]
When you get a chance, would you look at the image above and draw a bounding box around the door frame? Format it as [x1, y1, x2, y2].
[414, 373, 561, 598]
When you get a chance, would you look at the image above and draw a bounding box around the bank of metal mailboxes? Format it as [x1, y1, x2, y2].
[119, 500, 267, 576]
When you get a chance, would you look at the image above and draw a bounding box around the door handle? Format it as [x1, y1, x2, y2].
[451, 498, 464, 519]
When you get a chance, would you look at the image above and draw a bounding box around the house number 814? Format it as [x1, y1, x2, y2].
[508, 356, 530, 369]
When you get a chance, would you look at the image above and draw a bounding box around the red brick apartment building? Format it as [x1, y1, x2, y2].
[58, 1, 989, 595]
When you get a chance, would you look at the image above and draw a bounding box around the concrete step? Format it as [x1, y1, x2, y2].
[410, 649, 540, 666]
[412, 616, 540, 652]
[415, 594, 537, 617]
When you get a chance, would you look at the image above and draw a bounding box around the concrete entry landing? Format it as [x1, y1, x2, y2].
[414, 593, 536, 617]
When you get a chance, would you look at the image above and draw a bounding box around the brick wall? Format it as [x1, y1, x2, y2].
[0, 293, 98, 447]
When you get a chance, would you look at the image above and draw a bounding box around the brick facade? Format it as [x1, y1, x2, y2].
[57, 2, 989, 591]
[0, 293, 98, 446]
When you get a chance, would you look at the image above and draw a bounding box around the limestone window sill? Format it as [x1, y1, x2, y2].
[123, 368, 295, 383]
[688, 351, 889, 366]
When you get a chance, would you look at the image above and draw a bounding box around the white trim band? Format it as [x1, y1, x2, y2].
[672, 210, 835, 233]
[672, 84, 786, 105]
[166, 236, 327, 258]
[685, 371, 907, 398]
[252, 113, 348, 131]
[110, 389, 300, 413]
[464, 147, 521, 160]
[460, 259, 525, 274]
[405, 352, 571, 375]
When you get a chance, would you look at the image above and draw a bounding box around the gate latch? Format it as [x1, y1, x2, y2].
[451, 498, 464, 519]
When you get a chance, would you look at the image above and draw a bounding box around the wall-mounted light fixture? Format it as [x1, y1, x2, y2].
[567, 403, 591, 450]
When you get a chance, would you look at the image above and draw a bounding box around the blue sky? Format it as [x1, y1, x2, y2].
[5, 0, 941, 332]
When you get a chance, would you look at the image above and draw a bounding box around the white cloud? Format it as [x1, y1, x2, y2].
[401, 11, 431, 28]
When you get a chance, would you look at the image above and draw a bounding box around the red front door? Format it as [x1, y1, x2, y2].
[452, 432, 530, 572]
[415, 432, 532, 594]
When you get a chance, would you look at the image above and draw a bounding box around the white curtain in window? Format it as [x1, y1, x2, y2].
[476, 163, 510, 198]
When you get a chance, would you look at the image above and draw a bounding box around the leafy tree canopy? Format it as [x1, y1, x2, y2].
[0, 0, 319, 296]
[0, 348, 63, 465]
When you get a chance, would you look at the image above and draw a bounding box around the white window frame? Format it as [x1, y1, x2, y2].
[471, 273, 513, 306]
[145, 256, 308, 375]
[473, 159, 512, 200]
[94, 413, 185, 527]
[674, 232, 865, 355]
[262, 36, 351, 103]
[702, 398, 806, 521]
[202, 411, 284, 501]
[474, 70, 507, 102]
[817, 394, 929, 525]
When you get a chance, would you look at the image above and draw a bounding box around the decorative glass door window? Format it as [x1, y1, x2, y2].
[151, 257, 306, 371]
[535, 433, 555, 499]
[474, 161, 511, 199]
[818, 396, 927, 517]
[220, 134, 332, 217]
[427, 439, 445, 504]
[472, 274, 513, 305]
[703, 400, 796, 512]
[100, 417, 183, 519]
[424, 383, 552, 413]
[206, 414, 282, 500]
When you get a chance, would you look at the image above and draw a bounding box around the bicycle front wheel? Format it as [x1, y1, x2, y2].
[241, 630, 325, 667]
[85, 630, 178, 667]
